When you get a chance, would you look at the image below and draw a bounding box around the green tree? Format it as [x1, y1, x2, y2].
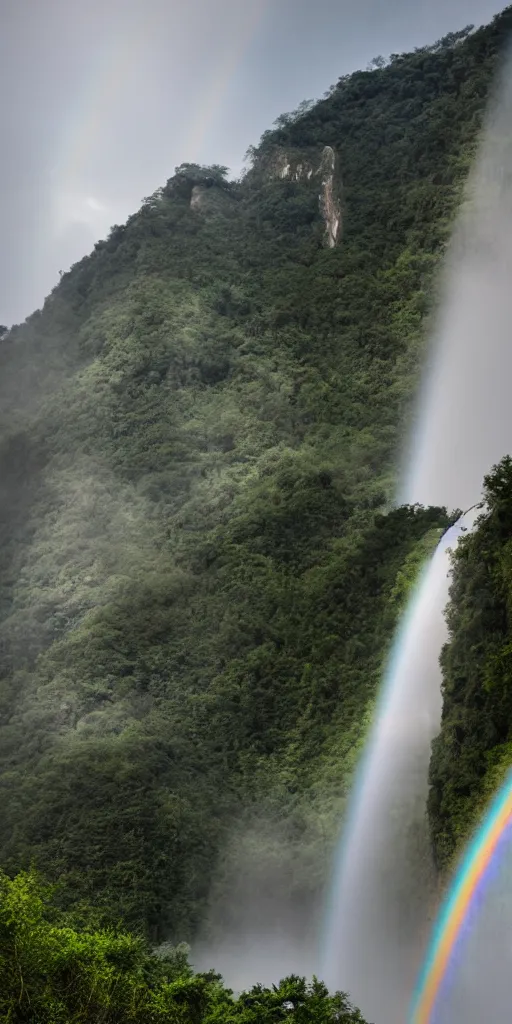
[429, 456, 512, 869]
[0, 870, 369, 1024]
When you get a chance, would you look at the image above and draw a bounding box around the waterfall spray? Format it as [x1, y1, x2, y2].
[321, 41, 512, 1024]
[402, 45, 512, 511]
[320, 517, 471, 1024]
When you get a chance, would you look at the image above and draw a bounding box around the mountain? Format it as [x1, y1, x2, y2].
[0, 3, 511, 1005]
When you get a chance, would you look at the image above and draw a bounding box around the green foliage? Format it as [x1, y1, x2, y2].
[429, 457, 512, 869]
[0, 4, 510, 947]
[0, 870, 367, 1024]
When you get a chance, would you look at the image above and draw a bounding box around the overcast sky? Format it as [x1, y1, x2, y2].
[0, 0, 505, 325]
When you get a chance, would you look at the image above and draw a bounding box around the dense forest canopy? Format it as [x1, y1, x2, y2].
[0, 6, 512, 1020]
[429, 456, 512, 869]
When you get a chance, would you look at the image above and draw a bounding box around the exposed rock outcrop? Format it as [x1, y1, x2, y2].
[258, 144, 342, 246]
[318, 146, 342, 248]
[190, 185, 208, 210]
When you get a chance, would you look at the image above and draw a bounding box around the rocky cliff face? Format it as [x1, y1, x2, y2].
[317, 146, 341, 248]
[252, 143, 342, 247]
[190, 185, 208, 210]
[189, 183, 235, 215]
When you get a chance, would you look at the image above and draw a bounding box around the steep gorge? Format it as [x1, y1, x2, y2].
[0, 8, 510, 981]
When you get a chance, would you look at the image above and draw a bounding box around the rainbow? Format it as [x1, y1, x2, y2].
[409, 767, 512, 1023]
[47, 1, 270, 279]
[55, 1, 269, 192]
[181, 1, 269, 166]
[53, 13, 148, 189]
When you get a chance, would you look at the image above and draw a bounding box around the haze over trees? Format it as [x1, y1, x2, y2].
[1, 5, 512, 1021]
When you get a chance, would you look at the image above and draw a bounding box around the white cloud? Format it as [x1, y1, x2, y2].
[52, 189, 111, 235]
[85, 196, 106, 213]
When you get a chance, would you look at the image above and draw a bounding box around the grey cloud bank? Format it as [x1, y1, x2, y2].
[0, 0, 504, 325]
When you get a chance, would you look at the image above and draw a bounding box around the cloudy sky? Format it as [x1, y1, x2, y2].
[0, 0, 504, 326]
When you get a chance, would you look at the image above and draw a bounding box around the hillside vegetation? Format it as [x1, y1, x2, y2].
[0, 870, 367, 1024]
[429, 456, 512, 869]
[0, 4, 511, 968]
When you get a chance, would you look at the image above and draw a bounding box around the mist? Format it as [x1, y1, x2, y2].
[319, 525, 464, 1023]
[194, 49, 512, 1005]
[3, 9, 512, 1020]
[193, 814, 322, 990]
[402, 43, 512, 511]
[333, 42, 512, 1024]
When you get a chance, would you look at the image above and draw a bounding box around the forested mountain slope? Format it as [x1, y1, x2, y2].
[0, 7, 511, 950]
[429, 457, 512, 870]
